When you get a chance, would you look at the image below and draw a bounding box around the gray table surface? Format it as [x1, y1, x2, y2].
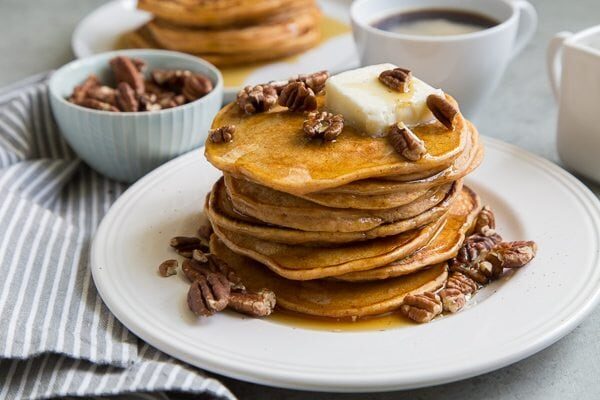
[2, 0, 600, 398]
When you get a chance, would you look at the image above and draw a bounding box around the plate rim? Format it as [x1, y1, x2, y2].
[91, 137, 600, 392]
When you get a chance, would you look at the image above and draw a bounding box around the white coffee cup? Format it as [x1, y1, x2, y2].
[350, 0, 537, 118]
[547, 26, 600, 183]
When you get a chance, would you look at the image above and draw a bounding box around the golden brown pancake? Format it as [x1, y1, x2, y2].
[138, 0, 315, 28]
[335, 186, 481, 281]
[209, 178, 460, 244]
[144, 5, 320, 54]
[205, 95, 469, 195]
[211, 236, 448, 318]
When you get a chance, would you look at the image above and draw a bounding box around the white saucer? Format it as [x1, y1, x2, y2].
[91, 137, 600, 392]
[71, 0, 359, 102]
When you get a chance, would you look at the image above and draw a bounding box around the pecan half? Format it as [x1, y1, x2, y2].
[115, 82, 139, 112]
[439, 288, 466, 313]
[400, 292, 442, 323]
[427, 94, 459, 130]
[388, 122, 427, 161]
[278, 81, 317, 112]
[379, 67, 412, 92]
[77, 98, 119, 112]
[476, 259, 503, 281]
[209, 125, 235, 143]
[138, 93, 161, 112]
[170, 236, 209, 258]
[449, 262, 490, 285]
[290, 70, 329, 93]
[455, 232, 503, 266]
[236, 84, 278, 114]
[110, 56, 145, 94]
[182, 74, 213, 102]
[303, 111, 343, 142]
[182, 256, 245, 291]
[87, 85, 117, 106]
[446, 271, 478, 295]
[187, 273, 231, 317]
[69, 75, 100, 104]
[228, 289, 276, 317]
[158, 259, 178, 277]
[197, 221, 213, 246]
[474, 205, 496, 234]
[486, 241, 537, 270]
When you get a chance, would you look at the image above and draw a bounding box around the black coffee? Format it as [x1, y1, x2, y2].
[372, 9, 499, 36]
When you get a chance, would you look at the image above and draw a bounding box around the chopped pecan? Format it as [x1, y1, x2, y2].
[487, 241, 537, 269]
[77, 98, 119, 112]
[476, 259, 503, 281]
[69, 75, 100, 104]
[228, 289, 276, 317]
[446, 271, 478, 295]
[400, 292, 442, 323]
[170, 236, 208, 258]
[182, 74, 213, 102]
[303, 111, 344, 142]
[388, 122, 427, 161]
[192, 249, 209, 263]
[87, 85, 117, 106]
[187, 273, 231, 317]
[379, 67, 412, 92]
[158, 259, 178, 277]
[290, 70, 329, 93]
[115, 82, 139, 112]
[427, 94, 459, 130]
[209, 125, 235, 143]
[439, 288, 466, 313]
[236, 84, 278, 114]
[278, 81, 317, 112]
[138, 93, 161, 112]
[474, 205, 496, 234]
[110, 56, 145, 94]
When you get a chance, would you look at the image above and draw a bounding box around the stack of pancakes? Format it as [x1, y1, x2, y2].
[204, 95, 484, 319]
[124, 0, 322, 67]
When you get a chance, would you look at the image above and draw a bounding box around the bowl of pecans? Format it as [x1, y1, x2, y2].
[48, 49, 223, 182]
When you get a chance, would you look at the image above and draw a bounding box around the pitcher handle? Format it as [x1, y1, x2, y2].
[546, 31, 572, 101]
[511, 0, 538, 58]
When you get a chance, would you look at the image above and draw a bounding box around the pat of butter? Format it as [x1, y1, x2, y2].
[325, 63, 444, 137]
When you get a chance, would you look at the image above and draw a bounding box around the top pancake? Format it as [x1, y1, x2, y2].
[205, 95, 469, 195]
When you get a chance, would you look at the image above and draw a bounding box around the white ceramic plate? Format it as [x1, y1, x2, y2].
[72, 0, 359, 102]
[91, 137, 600, 392]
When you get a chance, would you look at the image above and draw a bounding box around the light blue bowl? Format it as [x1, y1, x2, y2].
[49, 49, 223, 183]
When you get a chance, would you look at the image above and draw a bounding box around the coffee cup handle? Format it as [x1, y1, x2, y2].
[546, 31, 572, 101]
[511, 0, 537, 58]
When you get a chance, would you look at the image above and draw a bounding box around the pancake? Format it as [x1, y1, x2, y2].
[318, 124, 481, 196]
[209, 178, 460, 244]
[124, 24, 321, 67]
[211, 213, 445, 280]
[144, 5, 320, 54]
[335, 186, 481, 281]
[225, 174, 455, 229]
[138, 0, 315, 28]
[205, 95, 470, 195]
[211, 236, 448, 318]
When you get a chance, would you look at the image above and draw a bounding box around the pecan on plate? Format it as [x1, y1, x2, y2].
[69, 75, 100, 104]
[427, 94, 459, 130]
[475, 259, 503, 281]
[455, 232, 503, 266]
[486, 240, 538, 270]
[449, 262, 489, 285]
[446, 271, 478, 295]
[182, 256, 245, 291]
[400, 292, 442, 323]
[474, 205, 496, 234]
[290, 70, 329, 94]
[170, 236, 209, 258]
[187, 273, 231, 317]
[236, 84, 278, 114]
[110, 56, 145, 94]
[77, 98, 119, 112]
[278, 81, 317, 112]
[158, 259, 178, 277]
[228, 288, 276, 317]
[209, 125, 235, 144]
[388, 122, 427, 161]
[303, 111, 343, 142]
[439, 288, 466, 313]
[115, 82, 139, 112]
[182, 74, 213, 102]
[197, 221, 213, 246]
[87, 85, 117, 106]
[379, 67, 412, 93]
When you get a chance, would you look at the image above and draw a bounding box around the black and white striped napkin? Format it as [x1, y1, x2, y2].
[0, 74, 235, 400]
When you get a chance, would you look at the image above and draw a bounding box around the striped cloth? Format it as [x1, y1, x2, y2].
[0, 74, 235, 400]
